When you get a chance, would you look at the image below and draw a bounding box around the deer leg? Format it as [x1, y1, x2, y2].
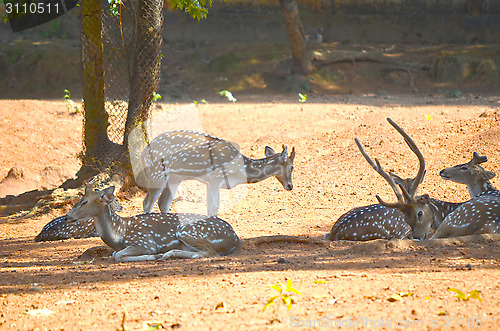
[142, 178, 168, 213]
[206, 181, 222, 217]
[112, 246, 157, 262]
[157, 249, 210, 260]
[158, 179, 181, 213]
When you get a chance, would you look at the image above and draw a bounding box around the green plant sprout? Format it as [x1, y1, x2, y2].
[447, 288, 482, 302]
[193, 99, 208, 106]
[152, 92, 162, 102]
[298, 93, 307, 103]
[108, 0, 122, 17]
[264, 279, 301, 311]
[219, 90, 237, 103]
[64, 89, 80, 113]
[298, 93, 307, 110]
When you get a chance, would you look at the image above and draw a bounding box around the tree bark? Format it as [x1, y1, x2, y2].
[79, 0, 116, 178]
[279, 0, 311, 76]
[123, 0, 163, 147]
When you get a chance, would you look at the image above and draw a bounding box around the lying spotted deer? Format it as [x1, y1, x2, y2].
[138, 130, 295, 216]
[34, 197, 123, 242]
[65, 180, 240, 262]
[327, 171, 414, 241]
[353, 118, 439, 240]
[327, 203, 411, 241]
[439, 152, 496, 197]
[326, 161, 488, 242]
[431, 153, 499, 239]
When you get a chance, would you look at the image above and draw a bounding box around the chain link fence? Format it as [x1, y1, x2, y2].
[80, 0, 163, 174]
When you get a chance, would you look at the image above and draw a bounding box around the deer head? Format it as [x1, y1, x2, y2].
[439, 152, 496, 197]
[67, 178, 117, 222]
[265, 145, 296, 191]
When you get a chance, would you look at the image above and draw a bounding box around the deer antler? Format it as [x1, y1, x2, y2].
[471, 152, 488, 165]
[355, 119, 426, 209]
[354, 138, 406, 209]
[386, 118, 426, 199]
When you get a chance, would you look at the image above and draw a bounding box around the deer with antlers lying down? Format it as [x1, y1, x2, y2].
[350, 118, 456, 240]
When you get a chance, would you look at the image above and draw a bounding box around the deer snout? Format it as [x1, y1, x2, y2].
[284, 183, 293, 191]
[412, 231, 428, 241]
[439, 169, 450, 179]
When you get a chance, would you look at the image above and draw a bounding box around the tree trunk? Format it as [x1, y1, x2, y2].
[279, 0, 311, 76]
[78, 0, 117, 180]
[123, 0, 163, 148]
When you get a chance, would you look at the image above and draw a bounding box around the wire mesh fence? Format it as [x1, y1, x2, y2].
[80, 0, 163, 173]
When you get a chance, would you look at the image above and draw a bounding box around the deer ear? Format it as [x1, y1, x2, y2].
[290, 147, 296, 162]
[485, 170, 496, 180]
[265, 146, 275, 157]
[420, 194, 431, 204]
[280, 145, 288, 160]
[99, 186, 116, 204]
[85, 177, 98, 195]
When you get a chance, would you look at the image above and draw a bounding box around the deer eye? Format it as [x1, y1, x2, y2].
[81, 200, 88, 206]
[290, 165, 294, 172]
[460, 166, 468, 171]
[417, 210, 423, 218]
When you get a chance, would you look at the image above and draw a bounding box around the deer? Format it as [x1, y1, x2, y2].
[326, 202, 411, 241]
[352, 118, 441, 240]
[326, 160, 491, 241]
[431, 153, 499, 239]
[34, 197, 123, 242]
[65, 179, 240, 262]
[138, 130, 295, 216]
[439, 152, 496, 198]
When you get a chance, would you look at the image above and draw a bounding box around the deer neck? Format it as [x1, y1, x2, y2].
[92, 205, 127, 250]
[243, 155, 281, 184]
[428, 198, 463, 228]
[468, 180, 497, 197]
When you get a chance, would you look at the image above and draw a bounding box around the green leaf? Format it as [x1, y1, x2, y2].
[269, 284, 282, 293]
[467, 290, 482, 302]
[146, 322, 164, 330]
[285, 279, 301, 295]
[447, 288, 467, 300]
[283, 295, 293, 310]
[298, 93, 307, 103]
[263, 296, 279, 311]
[219, 90, 237, 102]
[313, 280, 328, 284]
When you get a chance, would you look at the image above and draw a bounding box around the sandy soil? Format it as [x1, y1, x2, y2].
[0, 95, 499, 330]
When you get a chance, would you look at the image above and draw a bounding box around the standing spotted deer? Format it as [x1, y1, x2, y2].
[432, 153, 499, 239]
[138, 130, 295, 216]
[65, 179, 240, 262]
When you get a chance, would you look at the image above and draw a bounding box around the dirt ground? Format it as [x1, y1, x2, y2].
[0, 95, 499, 330]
